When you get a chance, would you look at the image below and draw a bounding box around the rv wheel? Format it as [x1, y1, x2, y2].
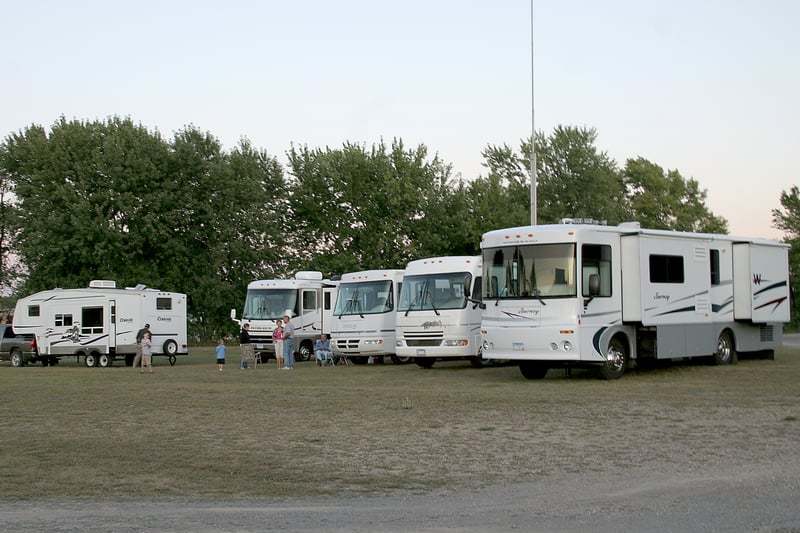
[98, 354, 113, 368]
[599, 337, 627, 380]
[712, 331, 736, 365]
[297, 342, 312, 361]
[84, 353, 98, 367]
[390, 355, 413, 365]
[415, 358, 436, 369]
[163, 340, 178, 357]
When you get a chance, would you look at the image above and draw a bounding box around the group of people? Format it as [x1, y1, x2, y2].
[219, 312, 340, 370]
[230, 311, 296, 371]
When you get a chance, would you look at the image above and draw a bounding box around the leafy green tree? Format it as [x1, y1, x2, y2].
[623, 157, 728, 233]
[286, 139, 457, 273]
[0, 165, 23, 294]
[1, 117, 285, 339]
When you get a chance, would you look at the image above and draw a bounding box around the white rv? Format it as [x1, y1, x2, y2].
[12, 280, 188, 367]
[330, 269, 407, 364]
[231, 271, 338, 361]
[480, 221, 791, 379]
[395, 256, 484, 368]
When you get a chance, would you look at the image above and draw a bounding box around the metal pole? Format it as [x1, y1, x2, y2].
[530, 0, 537, 226]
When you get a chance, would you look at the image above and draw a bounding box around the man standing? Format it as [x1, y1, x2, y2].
[239, 323, 253, 369]
[132, 323, 151, 369]
[282, 312, 295, 370]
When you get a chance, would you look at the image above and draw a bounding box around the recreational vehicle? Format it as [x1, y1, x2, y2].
[231, 271, 337, 361]
[330, 269, 407, 364]
[395, 256, 484, 368]
[12, 280, 188, 367]
[480, 221, 791, 379]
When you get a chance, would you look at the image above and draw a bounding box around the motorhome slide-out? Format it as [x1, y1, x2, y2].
[395, 256, 484, 368]
[330, 269, 406, 364]
[12, 280, 188, 368]
[480, 221, 790, 380]
[231, 271, 338, 362]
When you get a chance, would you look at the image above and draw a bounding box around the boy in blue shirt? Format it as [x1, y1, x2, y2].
[216, 339, 226, 371]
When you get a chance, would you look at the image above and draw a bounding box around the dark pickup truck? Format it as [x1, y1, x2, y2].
[0, 324, 38, 367]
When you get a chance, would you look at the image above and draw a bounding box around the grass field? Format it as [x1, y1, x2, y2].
[1, 346, 799, 501]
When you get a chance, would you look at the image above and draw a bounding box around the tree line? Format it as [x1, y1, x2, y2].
[0, 116, 794, 337]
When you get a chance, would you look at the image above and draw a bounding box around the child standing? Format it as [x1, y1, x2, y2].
[216, 338, 226, 371]
[141, 332, 153, 374]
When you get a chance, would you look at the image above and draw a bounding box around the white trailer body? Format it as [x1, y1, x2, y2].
[479, 222, 790, 379]
[395, 256, 484, 368]
[232, 271, 338, 361]
[12, 280, 188, 367]
[330, 269, 406, 363]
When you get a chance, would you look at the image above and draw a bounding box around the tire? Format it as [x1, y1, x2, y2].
[163, 339, 179, 357]
[415, 358, 436, 369]
[712, 330, 736, 365]
[10, 349, 23, 367]
[297, 342, 312, 362]
[84, 353, 97, 368]
[390, 355, 413, 365]
[519, 361, 548, 379]
[98, 354, 113, 368]
[41, 357, 50, 367]
[599, 336, 627, 380]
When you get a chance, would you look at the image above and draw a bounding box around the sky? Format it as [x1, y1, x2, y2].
[1, 0, 798, 240]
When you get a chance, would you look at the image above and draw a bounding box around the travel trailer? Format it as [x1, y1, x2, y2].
[330, 269, 406, 364]
[12, 280, 188, 367]
[480, 221, 791, 379]
[231, 271, 338, 361]
[395, 256, 484, 368]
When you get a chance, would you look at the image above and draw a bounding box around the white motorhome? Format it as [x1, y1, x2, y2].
[330, 269, 407, 364]
[480, 221, 791, 379]
[12, 280, 188, 367]
[395, 256, 484, 368]
[231, 271, 337, 362]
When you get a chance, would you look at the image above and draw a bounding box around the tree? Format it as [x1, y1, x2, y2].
[0, 165, 23, 294]
[286, 139, 458, 274]
[623, 157, 728, 233]
[1, 116, 285, 338]
[772, 187, 800, 323]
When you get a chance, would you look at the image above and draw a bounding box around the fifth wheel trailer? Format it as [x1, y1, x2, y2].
[12, 280, 188, 367]
[479, 221, 790, 379]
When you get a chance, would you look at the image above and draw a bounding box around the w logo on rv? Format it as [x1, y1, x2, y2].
[753, 274, 763, 285]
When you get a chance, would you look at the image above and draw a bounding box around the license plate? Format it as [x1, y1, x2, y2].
[255, 343, 264, 349]
[416, 349, 426, 356]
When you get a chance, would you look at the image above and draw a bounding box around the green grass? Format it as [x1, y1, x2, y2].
[1, 346, 799, 501]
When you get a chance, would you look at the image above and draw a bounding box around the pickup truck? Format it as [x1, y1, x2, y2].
[0, 324, 38, 367]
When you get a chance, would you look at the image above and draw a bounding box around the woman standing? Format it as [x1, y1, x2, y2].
[273, 319, 284, 369]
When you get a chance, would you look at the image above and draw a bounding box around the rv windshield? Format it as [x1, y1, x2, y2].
[242, 289, 297, 320]
[398, 272, 471, 312]
[334, 280, 395, 316]
[483, 244, 577, 299]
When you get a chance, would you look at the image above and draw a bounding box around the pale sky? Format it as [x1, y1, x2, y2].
[2, 0, 798, 240]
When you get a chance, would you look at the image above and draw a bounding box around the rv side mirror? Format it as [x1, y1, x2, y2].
[230, 309, 237, 320]
[588, 274, 601, 296]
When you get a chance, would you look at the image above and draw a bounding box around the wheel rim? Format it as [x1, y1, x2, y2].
[606, 341, 625, 373]
[716, 334, 732, 364]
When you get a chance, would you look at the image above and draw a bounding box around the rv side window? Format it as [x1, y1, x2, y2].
[55, 314, 73, 327]
[28, 305, 40, 317]
[710, 249, 720, 285]
[303, 291, 317, 312]
[582, 245, 612, 297]
[156, 297, 172, 310]
[81, 307, 104, 334]
[649, 255, 685, 283]
[324, 291, 332, 311]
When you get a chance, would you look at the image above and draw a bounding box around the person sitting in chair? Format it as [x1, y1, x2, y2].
[315, 334, 333, 366]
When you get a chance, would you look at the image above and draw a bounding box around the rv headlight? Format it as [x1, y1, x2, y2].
[562, 341, 572, 351]
[549, 342, 559, 351]
[444, 339, 469, 347]
[396, 340, 402, 347]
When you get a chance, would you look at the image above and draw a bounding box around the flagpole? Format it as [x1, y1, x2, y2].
[530, 0, 537, 226]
